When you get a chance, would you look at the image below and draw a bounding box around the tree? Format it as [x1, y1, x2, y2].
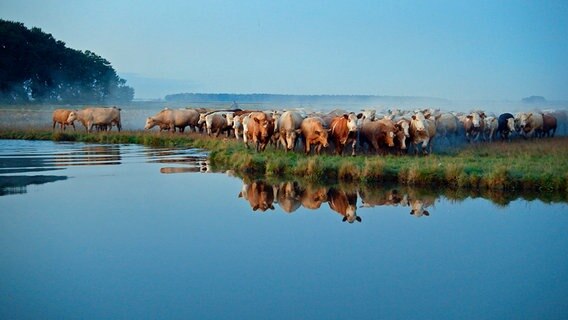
[0, 19, 134, 104]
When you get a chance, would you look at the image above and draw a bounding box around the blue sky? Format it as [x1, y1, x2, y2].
[2, 0, 567, 100]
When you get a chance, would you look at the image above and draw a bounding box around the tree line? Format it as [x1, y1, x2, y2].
[0, 19, 134, 104]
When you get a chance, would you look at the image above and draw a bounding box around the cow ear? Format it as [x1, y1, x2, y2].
[343, 114, 349, 119]
[342, 216, 347, 222]
[357, 113, 363, 119]
[424, 210, 430, 216]
[356, 216, 362, 222]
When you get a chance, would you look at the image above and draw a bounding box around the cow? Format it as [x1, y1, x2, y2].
[277, 111, 305, 151]
[435, 113, 460, 144]
[327, 188, 360, 223]
[359, 118, 396, 154]
[409, 112, 436, 155]
[518, 112, 544, 138]
[300, 117, 329, 155]
[232, 115, 244, 139]
[238, 180, 275, 212]
[483, 116, 498, 142]
[542, 109, 567, 135]
[462, 111, 485, 142]
[145, 108, 200, 133]
[52, 109, 76, 131]
[67, 107, 121, 133]
[329, 113, 362, 156]
[496, 113, 515, 141]
[244, 112, 275, 152]
[542, 113, 557, 137]
[197, 111, 234, 136]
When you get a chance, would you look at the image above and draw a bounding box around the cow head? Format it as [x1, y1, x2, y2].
[343, 113, 361, 132]
[395, 127, 407, 149]
[284, 129, 302, 151]
[506, 117, 516, 133]
[397, 119, 410, 137]
[316, 129, 329, 148]
[469, 112, 482, 128]
[197, 113, 207, 125]
[144, 117, 157, 130]
[519, 113, 533, 130]
[411, 115, 426, 132]
[66, 111, 78, 123]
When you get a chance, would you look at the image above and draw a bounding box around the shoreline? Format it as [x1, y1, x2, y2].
[0, 128, 567, 193]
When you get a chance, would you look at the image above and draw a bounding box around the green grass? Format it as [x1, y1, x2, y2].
[1, 128, 567, 193]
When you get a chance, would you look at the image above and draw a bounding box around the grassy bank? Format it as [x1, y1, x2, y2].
[1, 128, 567, 192]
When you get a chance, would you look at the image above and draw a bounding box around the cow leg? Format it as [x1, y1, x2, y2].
[421, 139, 429, 155]
[351, 139, 357, 156]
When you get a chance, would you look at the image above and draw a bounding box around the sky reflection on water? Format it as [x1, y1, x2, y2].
[0, 139, 567, 320]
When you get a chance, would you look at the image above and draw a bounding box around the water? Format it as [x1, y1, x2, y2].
[1, 139, 567, 319]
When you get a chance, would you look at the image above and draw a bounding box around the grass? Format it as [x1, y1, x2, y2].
[1, 128, 567, 193]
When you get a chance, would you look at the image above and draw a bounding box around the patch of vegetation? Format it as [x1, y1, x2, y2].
[1, 129, 567, 193]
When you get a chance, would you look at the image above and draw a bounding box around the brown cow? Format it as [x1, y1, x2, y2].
[327, 188, 361, 223]
[359, 118, 396, 154]
[542, 113, 557, 137]
[300, 117, 329, 155]
[52, 109, 76, 131]
[238, 180, 275, 212]
[329, 113, 362, 156]
[244, 112, 275, 152]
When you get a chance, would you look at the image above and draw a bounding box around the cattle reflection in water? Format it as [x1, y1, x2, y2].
[237, 179, 361, 223]
[238, 180, 276, 212]
[359, 184, 436, 218]
[237, 179, 442, 222]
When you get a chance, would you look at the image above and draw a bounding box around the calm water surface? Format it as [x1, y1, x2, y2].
[1, 139, 567, 319]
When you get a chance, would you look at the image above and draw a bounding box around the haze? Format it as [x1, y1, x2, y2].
[2, 0, 567, 101]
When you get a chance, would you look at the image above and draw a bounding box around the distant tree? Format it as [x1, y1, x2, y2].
[0, 19, 134, 104]
[522, 96, 547, 104]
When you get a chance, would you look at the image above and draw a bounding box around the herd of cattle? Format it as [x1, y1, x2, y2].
[52, 106, 567, 155]
[238, 179, 436, 223]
